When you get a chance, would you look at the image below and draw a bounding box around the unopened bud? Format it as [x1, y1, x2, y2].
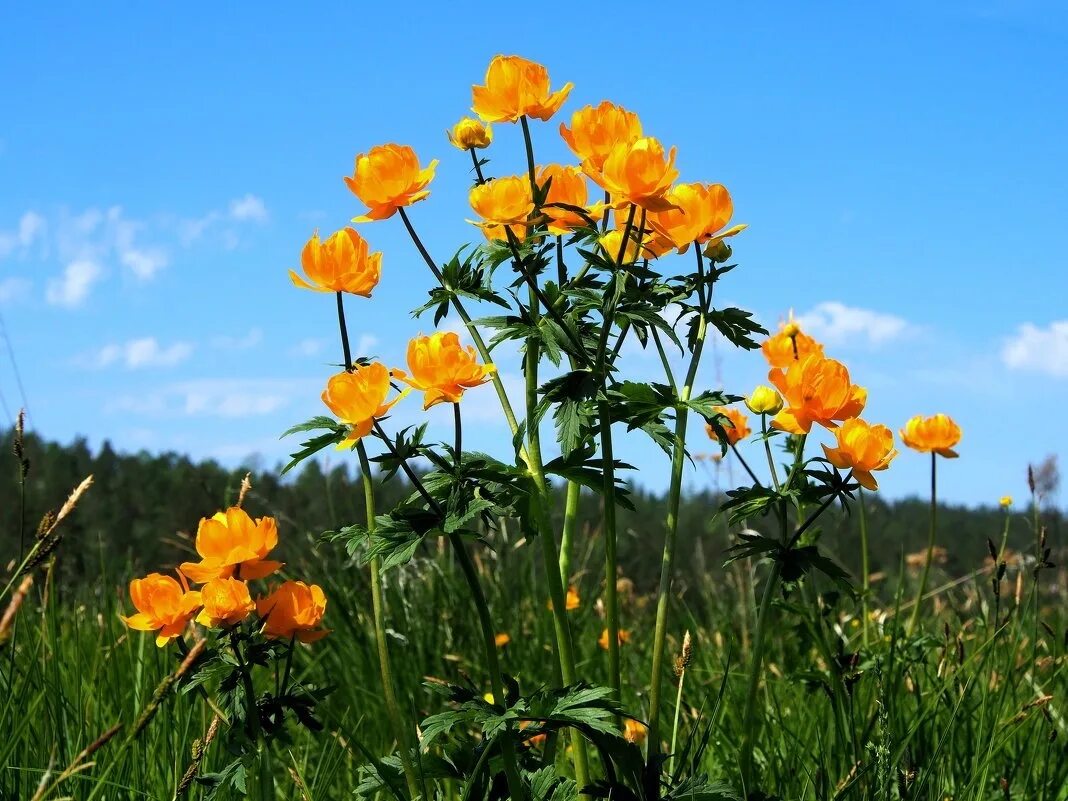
[745, 385, 784, 415]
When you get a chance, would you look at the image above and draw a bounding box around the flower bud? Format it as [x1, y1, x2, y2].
[745, 385, 784, 415]
[703, 239, 732, 263]
[999, 495, 1013, 508]
[447, 117, 493, 151]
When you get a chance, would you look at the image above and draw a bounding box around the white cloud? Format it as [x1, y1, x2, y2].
[211, 328, 264, 351]
[229, 194, 268, 222]
[795, 301, 912, 347]
[0, 277, 31, 304]
[0, 211, 46, 258]
[90, 337, 194, 369]
[1002, 320, 1068, 378]
[46, 260, 103, 307]
[108, 378, 308, 418]
[289, 338, 324, 357]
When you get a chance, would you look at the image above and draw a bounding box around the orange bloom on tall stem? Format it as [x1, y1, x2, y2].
[472, 55, 573, 123]
[346, 144, 437, 222]
[321, 362, 405, 445]
[195, 577, 255, 628]
[648, 183, 736, 252]
[706, 407, 751, 446]
[590, 137, 679, 212]
[290, 228, 382, 296]
[560, 101, 643, 174]
[547, 585, 581, 612]
[468, 176, 534, 241]
[900, 414, 961, 458]
[395, 332, 496, 409]
[537, 164, 589, 235]
[257, 581, 329, 643]
[179, 508, 283, 584]
[122, 573, 202, 647]
[762, 318, 824, 368]
[822, 418, 898, 490]
[769, 355, 867, 434]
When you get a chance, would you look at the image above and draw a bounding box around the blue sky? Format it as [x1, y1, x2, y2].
[1, 2, 1065, 508]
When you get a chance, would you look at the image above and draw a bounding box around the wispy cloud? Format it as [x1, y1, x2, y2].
[88, 337, 194, 369]
[107, 377, 311, 418]
[229, 194, 268, 222]
[0, 211, 46, 259]
[211, 327, 264, 351]
[288, 338, 325, 358]
[796, 301, 913, 347]
[46, 260, 103, 307]
[1002, 320, 1068, 378]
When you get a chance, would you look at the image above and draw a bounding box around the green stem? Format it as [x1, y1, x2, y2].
[760, 415, 781, 493]
[359, 442, 420, 800]
[231, 633, 260, 741]
[907, 453, 937, 635]
[859, 488, 870, 647]
[739, 559, 782, 791]
[668, 668, 687, 777]
[559, 481, 581, 588]
[336, 291, 352, 369]
[597, 405, 622, 705]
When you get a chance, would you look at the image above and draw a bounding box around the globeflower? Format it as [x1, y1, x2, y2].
[472, 54, 573, 123]
[395, 332, 496, 409]
[289, 228, 382, 296]
[745, 385, 784, 415]
[999, 495, 1013, 508]
[623, 719, 648, 745]
[598, 628, 630, 649]
[822, 418, 898, 490]
[547, 585, 581, 612]
[468, 175, 534, 241]
[598, 226, 659, 265]
[538, 164, 589, 235]
[762, 318, 824, 368]
[195, 577, 255, 629]
[122, 573, 202, 647]
[321, 362, 405, 445]
[769, 355, 867, 434]
[179, 508, 283, 584]
[706, 407, 751, 446]
[899, 413, 961, 458]
[257, 581, 329, 643]
[648, 183, 735, 252]
[560, 101, 643, 174]
[591, 137, 679, 212]
[346, 144, 438, 222]
[447, 117, 493, 151]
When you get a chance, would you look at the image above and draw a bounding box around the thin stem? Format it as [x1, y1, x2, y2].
[597, 406, 622, 705]
[559, 481, 581, 587]
[520, 116, 538, 191]
[859, 489, 870, 647]
[908, 453, 938, 635]
[469, 149, 486, 184]
[359, 441, 420, 801]
[336, 292, 352, 370]
[668, 668, 687, 777]
[760, 415, 781, 492]
[739, 559, 783, 791]
[649, 326, 677, 394]
[230, 633, 260, 740]
[453, 403, 462, 458]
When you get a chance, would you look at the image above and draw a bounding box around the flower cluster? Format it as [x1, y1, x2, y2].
[123, 507, 328, 646]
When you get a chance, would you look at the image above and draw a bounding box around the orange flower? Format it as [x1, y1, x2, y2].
[395, 332, 496, 409]
[494, 632, 511, 647]
[588, 136, 678, 212]
[648, 183, 735, 252]
[472, 55, 573, 123]
[769, 355, 867, 434]
[900, 414, 961, 458]
[179, 508, 283, 584]
[257, 581, 329, 643]
[448, 117, 493, 151]
[468, 175, 534, 241]
[548, 585, 581, 612]
[623, 718, 648, 745]
[706, 407, 751, 446]
[538, 164, 589, 235]
[122, 573, 202, 647]
[598, 628, 630, 649]
[761, 316, 824, 368]
[598, 226, 659, 265]
[321, 362, 406, 445]
[560, 101, 643, 174]
[289, 228, 382, 296]
[195, 577, 255, 628]
[346, 144, 437, 222]
[822, 418, 898, 490]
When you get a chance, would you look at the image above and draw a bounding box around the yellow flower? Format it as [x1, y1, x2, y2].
[179, 508, 283, 584]
[598, 227, 660, 265]
[289, 228, 382, 296]
[122, 573, 202, 647]
[468, 175, 534, 241]
[548, 585, 581, 611]
[538, 164, 589, 235]
[559, 101, 643, 174]
[745, 385, 784, 415]
[762, 318, 824, 369]
[448, 117, 493, 151]
[899, 414, 961, 458]
[472, 55, 573, 123]
[999, 495, 1013, 508]
[598, 628, 630, 650]
[346, 144, 438, 222]
[195, 577, 255, 629]
[321, 363, 406, 445]
[395, 332, 496, 409]
[648, 182, 735, 252]
[590, 136, 679, 212]
[706, 407, 751, 446]
[623, 718, 648, 745]
[494, 632, 511, 647]
[256, 581, 329, 643]
[822, 418, 898, 490]
[769, 355, 867, 434]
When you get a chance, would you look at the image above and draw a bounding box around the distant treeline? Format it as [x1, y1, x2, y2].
[1, 429, 1062, 594]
